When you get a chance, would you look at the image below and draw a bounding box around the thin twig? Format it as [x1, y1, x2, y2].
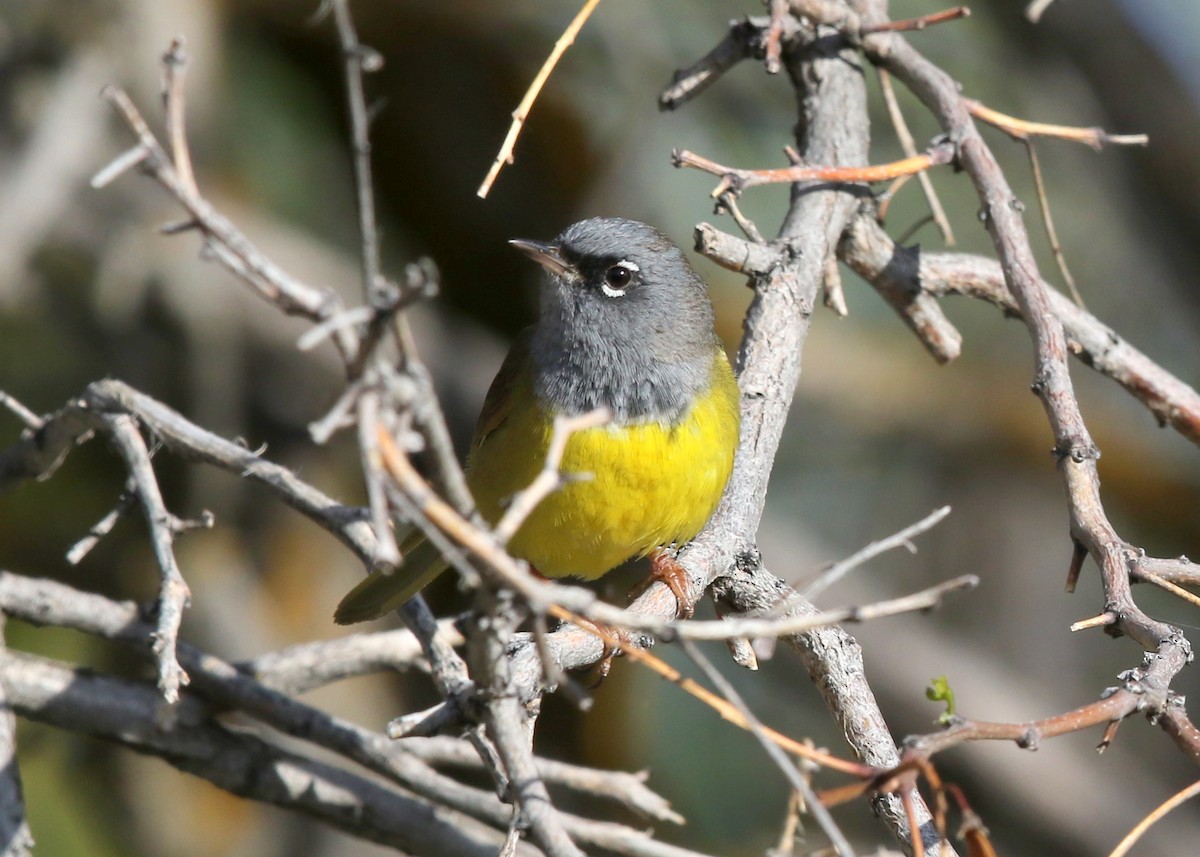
[1023, 141, 1084, 306]
[478, 0, 604, 198]
[358, 394, 402, 565]
[764, 0, 789, 73]
[673, 139, 956, 197]
[878, 68, 954, 244]
[330, 0, 384, 307]
[860, 6, 970, 35]
[492, 408, 611, 545]
[65, 479, 138, 565]
[965, 99, 1148, 149]
[0, 391, 42, 430]
[1131, 565, 1200, 610]
[161, 37, 197, 196]
[679, 638, 856, 856]
[1108, 778, 1200, 857]
[799, 506, 951, 601]
[102, 413, 191, 702]
[659, 18, 778, 111]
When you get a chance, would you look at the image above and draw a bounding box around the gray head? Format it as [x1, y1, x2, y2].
[510, 217, 719, 422]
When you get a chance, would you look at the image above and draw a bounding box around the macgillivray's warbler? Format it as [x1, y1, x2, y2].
[334, 217, 740, 624]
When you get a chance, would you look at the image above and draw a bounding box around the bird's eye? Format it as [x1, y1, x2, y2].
[605, 266, 632, 289]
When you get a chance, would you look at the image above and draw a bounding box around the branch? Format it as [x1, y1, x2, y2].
[101, 413, 193, 702]
[478, 0, 604, 197]
[0, 572, 716, 857]
[242, 626, 462, 695]
[660, 16, 797, 111]
[859, 6, 970, 35]
[964, 98, 1148, 149]
[1109, 778, 1200, 857]
[0, 618, 32, 857]
[840, 209, 1200, 448]
[0, 649, 520, 857]
[92, 87, 349, 342]
[673, 138, 956, 197]
[852, 0, 1196, 772]
[403, 737, 685, 825]
[0, 380, 380, 564]
[877, 67, 954, 244]
[663, 19, 952, 852]
[492, 408, 612, 545]
[679, 638, 856, 856]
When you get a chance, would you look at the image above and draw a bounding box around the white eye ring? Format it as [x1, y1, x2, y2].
[601, 260, 639, 298]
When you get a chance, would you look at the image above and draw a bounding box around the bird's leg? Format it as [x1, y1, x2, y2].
[640, 548, 696, 619]
[571, 615, 626, 682]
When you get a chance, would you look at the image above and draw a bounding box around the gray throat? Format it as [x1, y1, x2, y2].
[529, 324, 713, 424]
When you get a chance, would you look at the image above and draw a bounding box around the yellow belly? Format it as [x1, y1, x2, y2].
[467, 353, 739, 579]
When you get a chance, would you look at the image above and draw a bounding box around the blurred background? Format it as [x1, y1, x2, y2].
[2, 0, 1199, 854]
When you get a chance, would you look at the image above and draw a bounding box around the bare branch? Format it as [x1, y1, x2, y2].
[878, 68, 954, 244]
[492, 408, 611, 545]
[161, 37, 197, 196]
[0, 393, 40, 431]
[329, 0, 384, 308]
[679, 638, 857, 856]
[0, 649, 520, 857]
[0, 572, 709, 857]
[859, 6, 970, 35]
[478, 0, 604, 197]
[96, 86, 348, 330]
[1108, 778, 1200, 857]
[673, 139, 956, 197]
[798, 506, 952, 601]
[0, 617, 32, 857]
[659, 17, 788, 111]
[101, 414, 191, 702]
[965, 98, 1148, 149]
[840, 212, 1200, 447]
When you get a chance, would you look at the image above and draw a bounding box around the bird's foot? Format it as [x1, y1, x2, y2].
[573, 616, 628, 683]
[644, 549, 696, 619]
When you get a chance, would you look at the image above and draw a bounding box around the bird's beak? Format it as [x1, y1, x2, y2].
[509, 238, 571, 277]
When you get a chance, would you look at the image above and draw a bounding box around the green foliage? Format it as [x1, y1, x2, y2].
[925, 674, 957, 726]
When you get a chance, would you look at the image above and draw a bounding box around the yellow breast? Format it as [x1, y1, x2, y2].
[467, 350, 739, 579]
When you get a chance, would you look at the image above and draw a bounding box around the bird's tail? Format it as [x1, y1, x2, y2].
[333, 534, 450, 624]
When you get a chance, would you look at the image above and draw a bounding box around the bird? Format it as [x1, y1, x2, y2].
[334, 217, 740, 625]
